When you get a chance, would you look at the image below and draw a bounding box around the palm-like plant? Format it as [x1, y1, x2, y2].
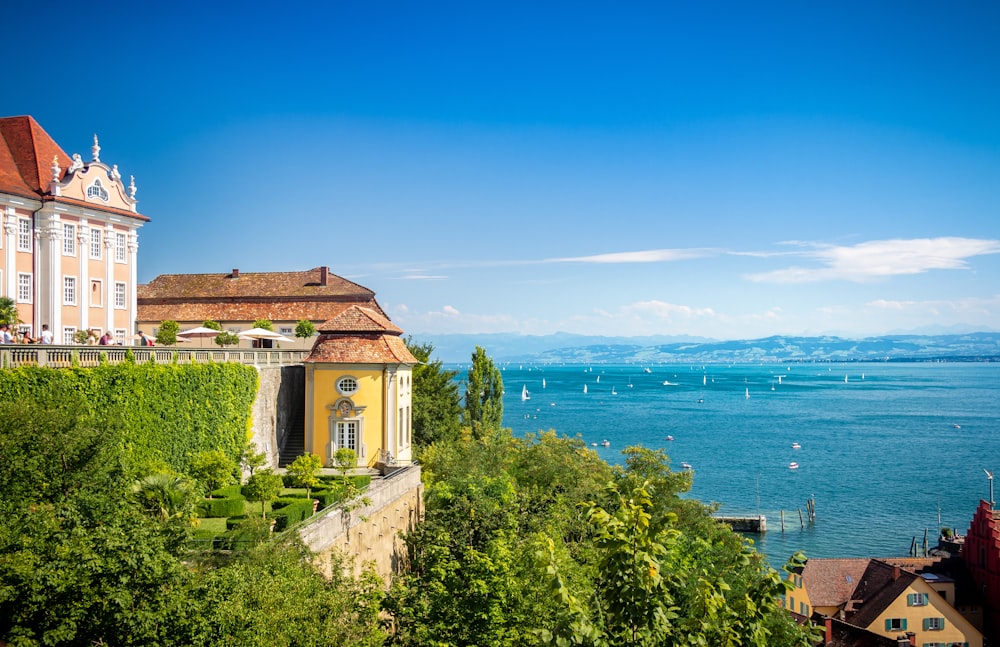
[130, 472, 198, 523]
[0, 296, 20, 327]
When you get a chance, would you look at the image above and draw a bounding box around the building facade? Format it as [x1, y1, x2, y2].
[0, 116, 147, 343]
[137, 266, 379, 348]
[304, 305, 417, 469]
[964, 499, 1000, 638]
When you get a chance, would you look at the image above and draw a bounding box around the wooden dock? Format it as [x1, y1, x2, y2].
[714, 515, 767, 533]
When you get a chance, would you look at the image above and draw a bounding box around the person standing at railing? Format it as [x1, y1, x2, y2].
[39, 324, 53, 344]
[20, 330, 35, 344]
[0, 325, 12, 344]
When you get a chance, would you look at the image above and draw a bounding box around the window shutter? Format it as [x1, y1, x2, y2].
[885, 619, 892, 631]
[923, 593, 929, 605]
[939, 617, 945, 629]
[901, 618, 907, 630]
[923, 618, 930, 630]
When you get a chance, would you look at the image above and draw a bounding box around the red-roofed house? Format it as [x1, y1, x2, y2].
[137, 266, 381, 348]
[783, 557, 983, 646]
[0, 116, 147, 342]
[304, 305, 418, 468]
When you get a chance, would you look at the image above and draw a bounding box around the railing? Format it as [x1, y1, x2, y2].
[0, 345, 309, 368]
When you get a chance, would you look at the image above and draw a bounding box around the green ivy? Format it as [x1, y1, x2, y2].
[0, 363, 258, 476]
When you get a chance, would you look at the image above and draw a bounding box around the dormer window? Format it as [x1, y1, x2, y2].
[86, 179, 109, 202]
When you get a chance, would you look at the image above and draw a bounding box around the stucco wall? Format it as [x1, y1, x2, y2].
[299, 465, 424, 583]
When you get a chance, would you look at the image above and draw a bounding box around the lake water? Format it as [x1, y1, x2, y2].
[467, 362, 1000, 566]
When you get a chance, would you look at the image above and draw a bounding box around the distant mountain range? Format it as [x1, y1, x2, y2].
[410, 332, 1000, 364]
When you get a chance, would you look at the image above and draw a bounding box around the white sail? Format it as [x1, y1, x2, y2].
[583, 384, 588, 394]
[521, 385, 530, 401]
[542, 378, 546, 388]
[745, 387, 750, 399]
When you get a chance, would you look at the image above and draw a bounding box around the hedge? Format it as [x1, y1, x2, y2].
[198, 496, 246, 518]
[268, 499, 315, 531]
[0, 363, 258, 475]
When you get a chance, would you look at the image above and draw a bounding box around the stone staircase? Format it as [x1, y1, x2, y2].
[278, 401, 306, 467]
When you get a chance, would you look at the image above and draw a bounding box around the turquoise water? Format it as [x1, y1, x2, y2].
[478, 362, 1000, 565]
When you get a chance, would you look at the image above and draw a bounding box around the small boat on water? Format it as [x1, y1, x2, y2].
[542, 378, 546, 389]
[666, 435, 674, 441]
[953, 424, 962, 429]
[611, 387, 617, 395]
[697, 398, 704, 403]
[791, 442, 801, 449]
[788, 462, 799, 470]
[681, 462, 692, 470]
[601, 439, 610, 447]
[643, 367, 652, 373]
[583, 384, 588, 394]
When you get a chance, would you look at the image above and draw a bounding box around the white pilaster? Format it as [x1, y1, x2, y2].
[77, 220, 89, 333]
[128, 230, 138, 340]
[3, 207, 15, 299]
[104, 224, 115, 335]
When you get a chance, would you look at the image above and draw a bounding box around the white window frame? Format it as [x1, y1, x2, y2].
[17, 218, 31, 252]
[114, 328, 127, 345]
[17, 272, 32, 303]
[337, 376, 359, 396]
[335, 419, 359, 452]
[279, 326, 293, 335]
[90, 228, 102, 259]
[63, 326, 77, 345]
[114, 281, 126, 309]
[90, 279, 103, 307]
[925, 617, 945, 631]
[63, 276, 77, 305]
[62, 223, 76, 256]
[115, 232, 127, 263]
[86, 179, 109, 202]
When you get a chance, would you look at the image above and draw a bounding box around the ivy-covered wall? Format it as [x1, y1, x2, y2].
[0, 362, 258, 474]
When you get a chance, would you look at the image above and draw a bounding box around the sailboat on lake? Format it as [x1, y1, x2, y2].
[583, 384, 588, 394]
[521, 385, 530, 401]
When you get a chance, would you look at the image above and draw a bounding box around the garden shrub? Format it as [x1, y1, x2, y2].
[211, 484, 244, 498]
[268, 499, 314, 531]
[198, 496, 246, 518]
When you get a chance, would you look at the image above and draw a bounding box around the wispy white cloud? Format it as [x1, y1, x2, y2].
[398, 273, 449, 280]
[745, 237, 1000, 284]
[868, 294, 1000, 314]
[549, 248, 720, 264]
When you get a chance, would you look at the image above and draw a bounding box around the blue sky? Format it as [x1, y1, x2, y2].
[7, 1, 1000, 339]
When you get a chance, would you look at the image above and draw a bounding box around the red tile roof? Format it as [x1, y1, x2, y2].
[305, 333, 418, 364]
[800, 558, 872, 609]
[0, 115, 71, 199]
[306, 305, 417, 364]
[137, 267, 388, 324]
[0, 115, 149, 221]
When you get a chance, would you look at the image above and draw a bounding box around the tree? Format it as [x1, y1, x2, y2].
[240, 442, 267, 477]
[73, 329, 89, 344]
[202, 319, 222, 331]
[295, 319, 316, 341]
[156, 320, 179, 345]
[0, 296, 20, 328]
[406, 338, 462, 446]
[244, 468, 283, 517]
[214, 331, 240, 346]
[464, 345, 504, 438]
[190, 449, 237, 494]
[287, 452, 323, 499]
[251, 318, 274, 331]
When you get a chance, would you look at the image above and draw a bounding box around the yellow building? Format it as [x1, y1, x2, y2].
[0, 116, 147, 342]
[783, 557, 983, 646]
[304, 304, 417, 469]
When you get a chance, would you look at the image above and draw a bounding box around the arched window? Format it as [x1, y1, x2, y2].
[86, 179, 109, 202]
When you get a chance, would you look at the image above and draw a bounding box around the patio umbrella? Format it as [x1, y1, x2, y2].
[176, 326, 222, 346]
[238, 328, 295, 346]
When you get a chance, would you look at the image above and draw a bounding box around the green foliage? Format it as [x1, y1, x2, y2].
[73, 329, 90, 344]
[240, 441, 267, 477]
[464, 345, 504, 438]
[198, 495, 246, 518]
[156, 320, 180, 345]
[294, 319, 316, 340]
[287, 452, 323, 498]
[333, 447, 357, 472]
[406, 338, 462, 446]
[251, 318, 274, 331]
[130, 472, 199, 524]
[215, 331, 240, 347]
[202, 319, 223, 331]
[191, 449, 238, 494]
[0, 296, 20, 327]
[269, 498, 315, 531]
[0, 362, 257, 477]
[244, 468, 283, 517]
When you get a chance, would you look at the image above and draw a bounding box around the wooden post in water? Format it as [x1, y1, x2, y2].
[798, 508, 804, 529]
[781, 510, 785, 533]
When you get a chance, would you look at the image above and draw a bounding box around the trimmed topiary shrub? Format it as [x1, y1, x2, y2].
[198, 496, 245, 518]
[268, 498, 315, 531]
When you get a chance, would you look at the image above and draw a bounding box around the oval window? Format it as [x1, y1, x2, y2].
[337, 376, 359, 395]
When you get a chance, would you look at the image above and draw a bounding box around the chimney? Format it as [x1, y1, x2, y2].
[319, 266, 328, 286]
[907, 631, 916, 646]
[824, 617, 832, 644]
[893, 565, 900, 581]
[232, 268, 240, 278]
